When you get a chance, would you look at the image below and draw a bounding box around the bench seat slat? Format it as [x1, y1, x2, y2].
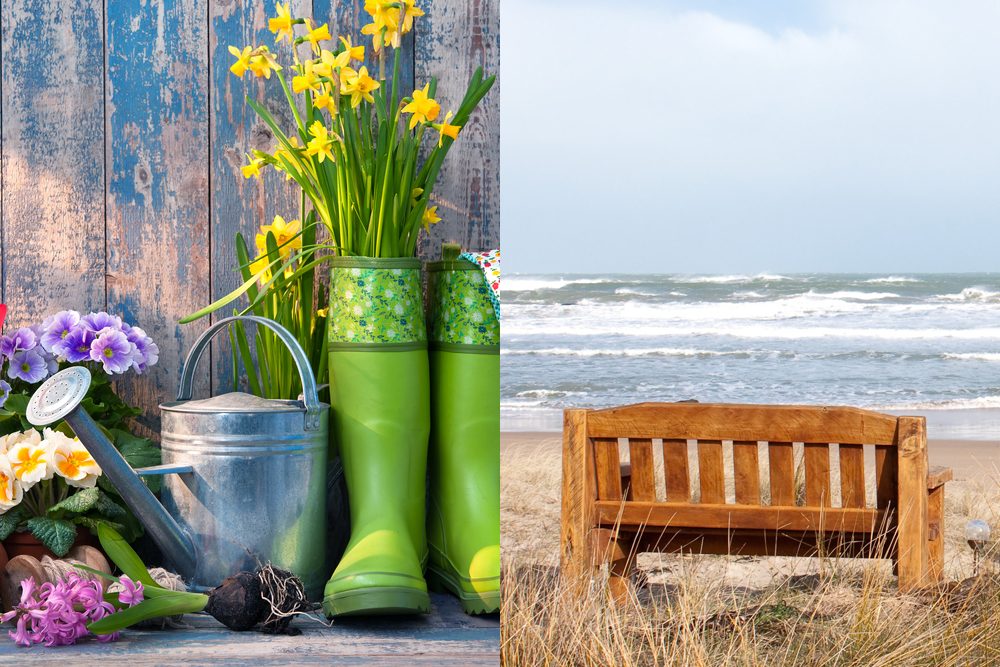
[804, 443, 832, 507]
[839, 444, 866, 508]
[631, 528, 894, 559]
[593, 438, 623, 500]
[595, 501, 888, 533]
[662, 439, 690, 502]
[732, 441, 761, 505]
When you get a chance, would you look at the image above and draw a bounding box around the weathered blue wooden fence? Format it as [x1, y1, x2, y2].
[0, 0, 499, 433]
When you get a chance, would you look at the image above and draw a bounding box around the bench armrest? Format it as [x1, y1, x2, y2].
[927, 465, 952, 490]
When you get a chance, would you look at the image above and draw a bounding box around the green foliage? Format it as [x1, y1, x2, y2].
[86, 524, 209, 635]
[26, 516, 77, 557]
[0, 505, 28, 541]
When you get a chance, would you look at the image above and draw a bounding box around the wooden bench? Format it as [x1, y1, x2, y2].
[560, 403, 952, 600]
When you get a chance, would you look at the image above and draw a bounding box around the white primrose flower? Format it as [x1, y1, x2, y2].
[6, 430, 53, 490]
[0, 455, 24, 512]
[46, 429, 102, 489]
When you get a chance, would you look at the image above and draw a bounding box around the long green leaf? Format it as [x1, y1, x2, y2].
[88, 591, 209, 635]
[96, 523, 162, 590]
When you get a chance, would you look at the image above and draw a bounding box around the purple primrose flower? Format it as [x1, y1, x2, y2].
[0, 327, 37, 360]
[40, 310, 81, 356]
[61, 327, 96, 363]
[7, 349, 48, 383]
[90, 329, 135, 375]
[124, 325, 159, 373]
[81, 311, 123, 334]
[0, 380, 10, 409]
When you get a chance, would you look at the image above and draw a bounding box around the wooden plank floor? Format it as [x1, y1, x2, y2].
[0, 593, 499, 665]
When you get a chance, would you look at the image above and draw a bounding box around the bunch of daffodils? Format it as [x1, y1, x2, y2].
[184, 0, 495, 326]
[0, 429, 130, 557]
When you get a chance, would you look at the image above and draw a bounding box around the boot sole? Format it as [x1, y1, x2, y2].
[323, 586, 430, 617]
[426, 568, 500, 615]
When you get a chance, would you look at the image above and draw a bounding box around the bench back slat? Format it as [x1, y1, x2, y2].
[697, 440, 726, 504]
[874, 444, 898, 509]
[586, 403, 898, 444]
[627, 438, 657, 501]
[767, 441, 796, 506]
[662, 439, 690, 502]
[839, 444, 867, 508]
[732, 441, 761, 505]
[593, 438, 622, 500]
[804, 442, 833, 507]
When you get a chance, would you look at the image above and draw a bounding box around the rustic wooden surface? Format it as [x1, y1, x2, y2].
[0, 0, 499, 426]
[0, 593, 500, 664]
[563, 403, 950, 601]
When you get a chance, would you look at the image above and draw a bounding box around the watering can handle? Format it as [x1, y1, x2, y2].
[177, 315, 324, 431]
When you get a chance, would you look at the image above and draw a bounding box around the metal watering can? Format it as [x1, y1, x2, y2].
[26, 316, 328, 600]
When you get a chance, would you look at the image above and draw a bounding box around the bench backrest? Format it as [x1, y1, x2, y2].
[562, 403, 928, 557]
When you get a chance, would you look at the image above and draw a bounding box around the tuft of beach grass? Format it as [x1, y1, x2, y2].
[501, 434, 1000, 666]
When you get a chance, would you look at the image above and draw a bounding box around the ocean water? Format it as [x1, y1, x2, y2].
[501, 273, 1000, 438]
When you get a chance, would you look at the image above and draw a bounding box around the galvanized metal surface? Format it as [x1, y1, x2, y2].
[158, 316, 329, 598]
[0, 593, 500, 665]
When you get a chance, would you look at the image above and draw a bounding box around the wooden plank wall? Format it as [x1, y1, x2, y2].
[0, 0, 499, 434]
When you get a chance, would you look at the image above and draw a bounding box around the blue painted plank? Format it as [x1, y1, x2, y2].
[105, 0, 212, 432]
[415, 0, 500, 257]
[208, 0, 309, 394]
[0, 0, 106, 324]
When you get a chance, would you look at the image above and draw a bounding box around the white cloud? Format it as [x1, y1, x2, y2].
[502, 0, 1000, 273]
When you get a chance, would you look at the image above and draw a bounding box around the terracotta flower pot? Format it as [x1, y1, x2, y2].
[3, 529, 99, 561]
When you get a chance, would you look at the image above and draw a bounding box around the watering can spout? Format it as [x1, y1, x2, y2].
[26, 367, 198, 577]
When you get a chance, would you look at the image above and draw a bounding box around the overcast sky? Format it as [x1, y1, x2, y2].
[501, 0, 1000, 274]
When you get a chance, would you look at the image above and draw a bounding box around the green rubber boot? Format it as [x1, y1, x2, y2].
[425, 247, 500, 614]
[323, 257, 431, 617]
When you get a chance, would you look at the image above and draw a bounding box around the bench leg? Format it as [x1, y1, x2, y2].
[595, 529, 637, 604]
[927, 485, 945, 583]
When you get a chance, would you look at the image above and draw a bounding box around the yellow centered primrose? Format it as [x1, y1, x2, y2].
[242, 156, 266, 179]
[402, 83, 441, 129]
[340, 66, 380, 108]
[304, 19, 332, 54]
[47, 429, 102, 489]
[433, 111, 462, 147]
[7, 438, 53, 489]
[0, 456, 23, 511]
[421, 205, 442, 230]
[268, 2, 295, 43]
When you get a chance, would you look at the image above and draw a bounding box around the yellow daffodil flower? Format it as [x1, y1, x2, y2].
[304, 20, 332, 54]
[316, 308, 329, 318]
[361, 0, 402, 52]
[313, 86, 338, 113]
[0, 451, 23, 511]
[422, 205, 442, 230]
[46, 429, 102, 489]
[292, 60, 322, 93]
[8, 434, 53, 490]
[248, 48, 282, 79]
[340, 66, 380, 108]
[242, 156, 266, 179]
[260, 215, 303, 256]
[401, 83, 441, 128]
[228, 45, 253, 77]
[339, 35, 365, 63]
[268, 2, 295, 43]
[313, 49, 351, 79]
[432, 111, 462, 146]
[399, 0, 424, 34]
[306, 121, 338, 163]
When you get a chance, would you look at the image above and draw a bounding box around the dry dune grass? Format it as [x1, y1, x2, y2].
[501, 434, 1000, 666]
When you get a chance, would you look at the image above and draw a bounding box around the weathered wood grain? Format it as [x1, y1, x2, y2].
[839, 443, 866, 508]
[895, 416, 928, 591]
[559, 409, 595, 582]
[803, 443, 832, 507]
[767, 442, 796, 506]
[732, 440, 761, 505]
[208, 0, 308, 393]
[1, 0, 105, 321]
[105, 0, 212, 433]
[662, 438, 690, 502]
[626, 438, 656, 502]
[697, 439, 726, 504]
[415, 0, 499, 257]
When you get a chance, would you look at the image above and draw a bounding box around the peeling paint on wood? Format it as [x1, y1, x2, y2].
[0, 0, 499, 429]
[416, 0, 500, 257]
[0, 0, 106, 321]
[105, 0, 211, 434]
[208, 0, 308, 393]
